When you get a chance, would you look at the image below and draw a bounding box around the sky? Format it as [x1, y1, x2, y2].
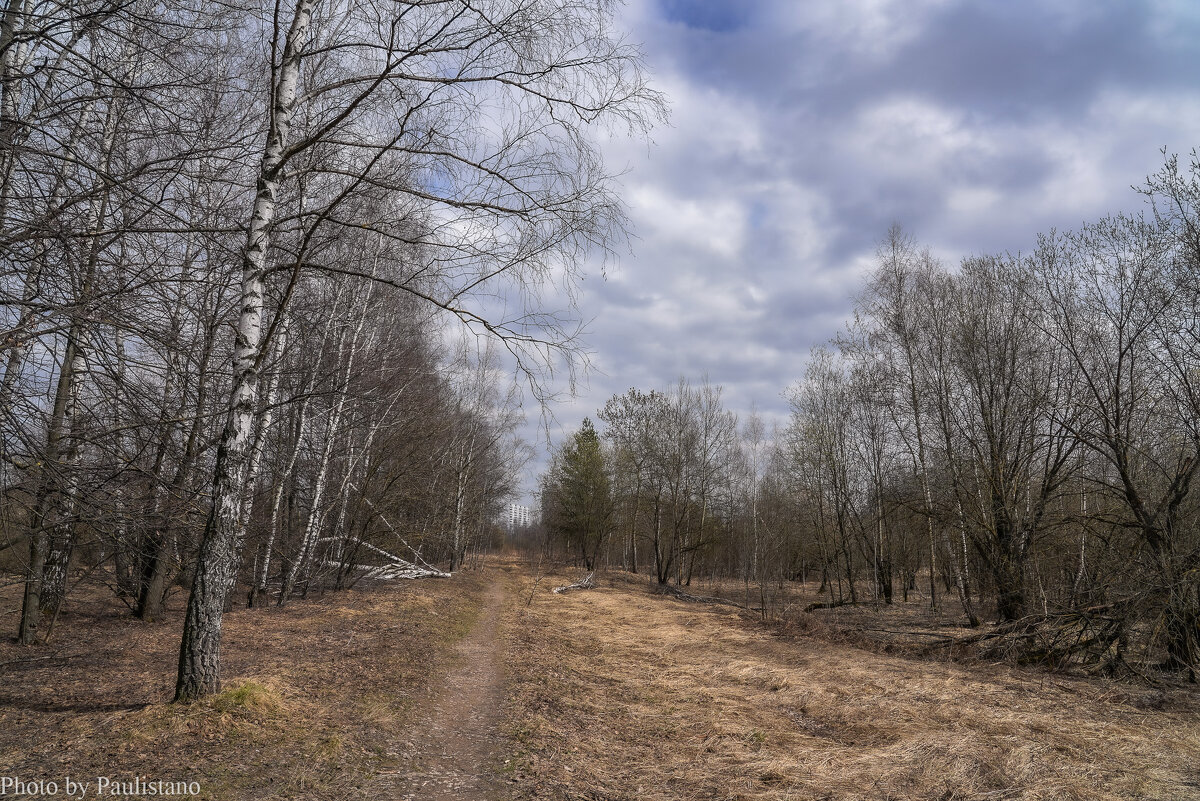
[513, 0, 1200, 503]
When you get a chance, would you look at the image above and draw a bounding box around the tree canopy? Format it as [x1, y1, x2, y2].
[543, 418, 613, 571]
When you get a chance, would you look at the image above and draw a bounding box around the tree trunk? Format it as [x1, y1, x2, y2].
[991, 495, 1027, 623]
[18, 326, 83, 643]
[174, 0, 313, 702]
[37, 340, 86, 625]
[280, 298, 366, 603]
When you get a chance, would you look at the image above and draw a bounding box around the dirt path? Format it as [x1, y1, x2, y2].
[393, 575, 506, 800]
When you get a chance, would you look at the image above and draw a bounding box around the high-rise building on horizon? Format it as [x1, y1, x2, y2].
[507, 503, 532, 530]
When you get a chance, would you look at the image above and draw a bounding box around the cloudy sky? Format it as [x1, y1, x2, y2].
[515, 0, 1200, 500]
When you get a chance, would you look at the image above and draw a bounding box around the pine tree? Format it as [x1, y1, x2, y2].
[545, 419, 613, 570]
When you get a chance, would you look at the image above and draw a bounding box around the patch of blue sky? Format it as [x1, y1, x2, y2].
[656, 0, 756, 33]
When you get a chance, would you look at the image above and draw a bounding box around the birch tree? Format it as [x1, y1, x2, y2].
[174, 0, 661, 700]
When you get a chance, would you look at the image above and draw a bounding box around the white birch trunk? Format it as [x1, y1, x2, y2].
[253, 304, 342, 605]
[19, 80, 121, 639]
[329, 400, 397, 586]
[450, 432, 475, 572]
[0, 0, 34, 223]
[175, 0, 315, 702]
[255, 384, 312, 604]
[237, 330, 284, 594]
[280, 281, 371, 603]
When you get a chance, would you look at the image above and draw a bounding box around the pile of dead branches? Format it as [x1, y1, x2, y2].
[324, 539, 450, 581]
[952, 606, 1129, 674]
[363, 561, 451, 580]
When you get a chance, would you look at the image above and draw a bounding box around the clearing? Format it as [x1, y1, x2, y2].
[2, 559, 1199, 800]
[502, 564, 1200, 801]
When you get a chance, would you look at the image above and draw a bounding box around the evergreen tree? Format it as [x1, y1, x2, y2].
[545, 419, 613, 570]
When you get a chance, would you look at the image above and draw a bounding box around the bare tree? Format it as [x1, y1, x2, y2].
[174, 0, 662, 700]
[1034, 208, 1200, 675]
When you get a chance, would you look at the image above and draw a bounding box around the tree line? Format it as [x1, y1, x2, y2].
[0, 0, 661, 701]
[540, 154, 1200, 679]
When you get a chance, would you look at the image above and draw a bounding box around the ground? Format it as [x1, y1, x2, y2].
[392, 578, 505, 799]
[1, 558, 1198, 800]
[503, 566, 1200, 801]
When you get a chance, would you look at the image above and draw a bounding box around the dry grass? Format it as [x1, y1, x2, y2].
[502, 567, 1200, 801]
[6, 560, 1198, 800]
[0, 572, 487, 800]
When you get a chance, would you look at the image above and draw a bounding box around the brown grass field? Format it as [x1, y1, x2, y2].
[2, 558, 1199, 800]
[502, 562, 1200, 801]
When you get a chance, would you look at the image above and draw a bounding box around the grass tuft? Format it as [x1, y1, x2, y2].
[210, 679, 285, 715]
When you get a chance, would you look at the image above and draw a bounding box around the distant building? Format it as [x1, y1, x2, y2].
[507, 503, 532, 530]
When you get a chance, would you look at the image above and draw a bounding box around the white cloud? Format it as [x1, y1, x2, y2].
[849, 96, 999, 181]
[511, 0, 1200, 502]
[767, 0, 954, 60]
[628, 184, 747, 259]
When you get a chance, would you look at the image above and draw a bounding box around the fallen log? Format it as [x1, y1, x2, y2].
[323, 559, 450, 580]
[553, 572, 596, 593]
[653, 583, 760, 612]
[804, 599, 853, 613]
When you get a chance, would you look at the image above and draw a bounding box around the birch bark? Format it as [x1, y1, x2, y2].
[279, 281, 371, 603]
[17, 71, 123, 640]
[175, 0, 314, 701]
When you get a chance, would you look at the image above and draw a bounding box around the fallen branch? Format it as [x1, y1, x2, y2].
[805, 600, 853, 612]
[525, 555, 547, 607]
[857, 627, 958, 641]
[553, 572, 596, 594]
[319, 537, 416, 568]
[931, 609, 1130, 673]
[0, 655, 57, 669]
[322, 559, 450, 580]
[653, 583, 760, 612]
[366, 561, 451, 580]
[350, 489, 443, 573]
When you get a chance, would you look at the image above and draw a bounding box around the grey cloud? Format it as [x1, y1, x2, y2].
[512, 0, 1200, 503]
